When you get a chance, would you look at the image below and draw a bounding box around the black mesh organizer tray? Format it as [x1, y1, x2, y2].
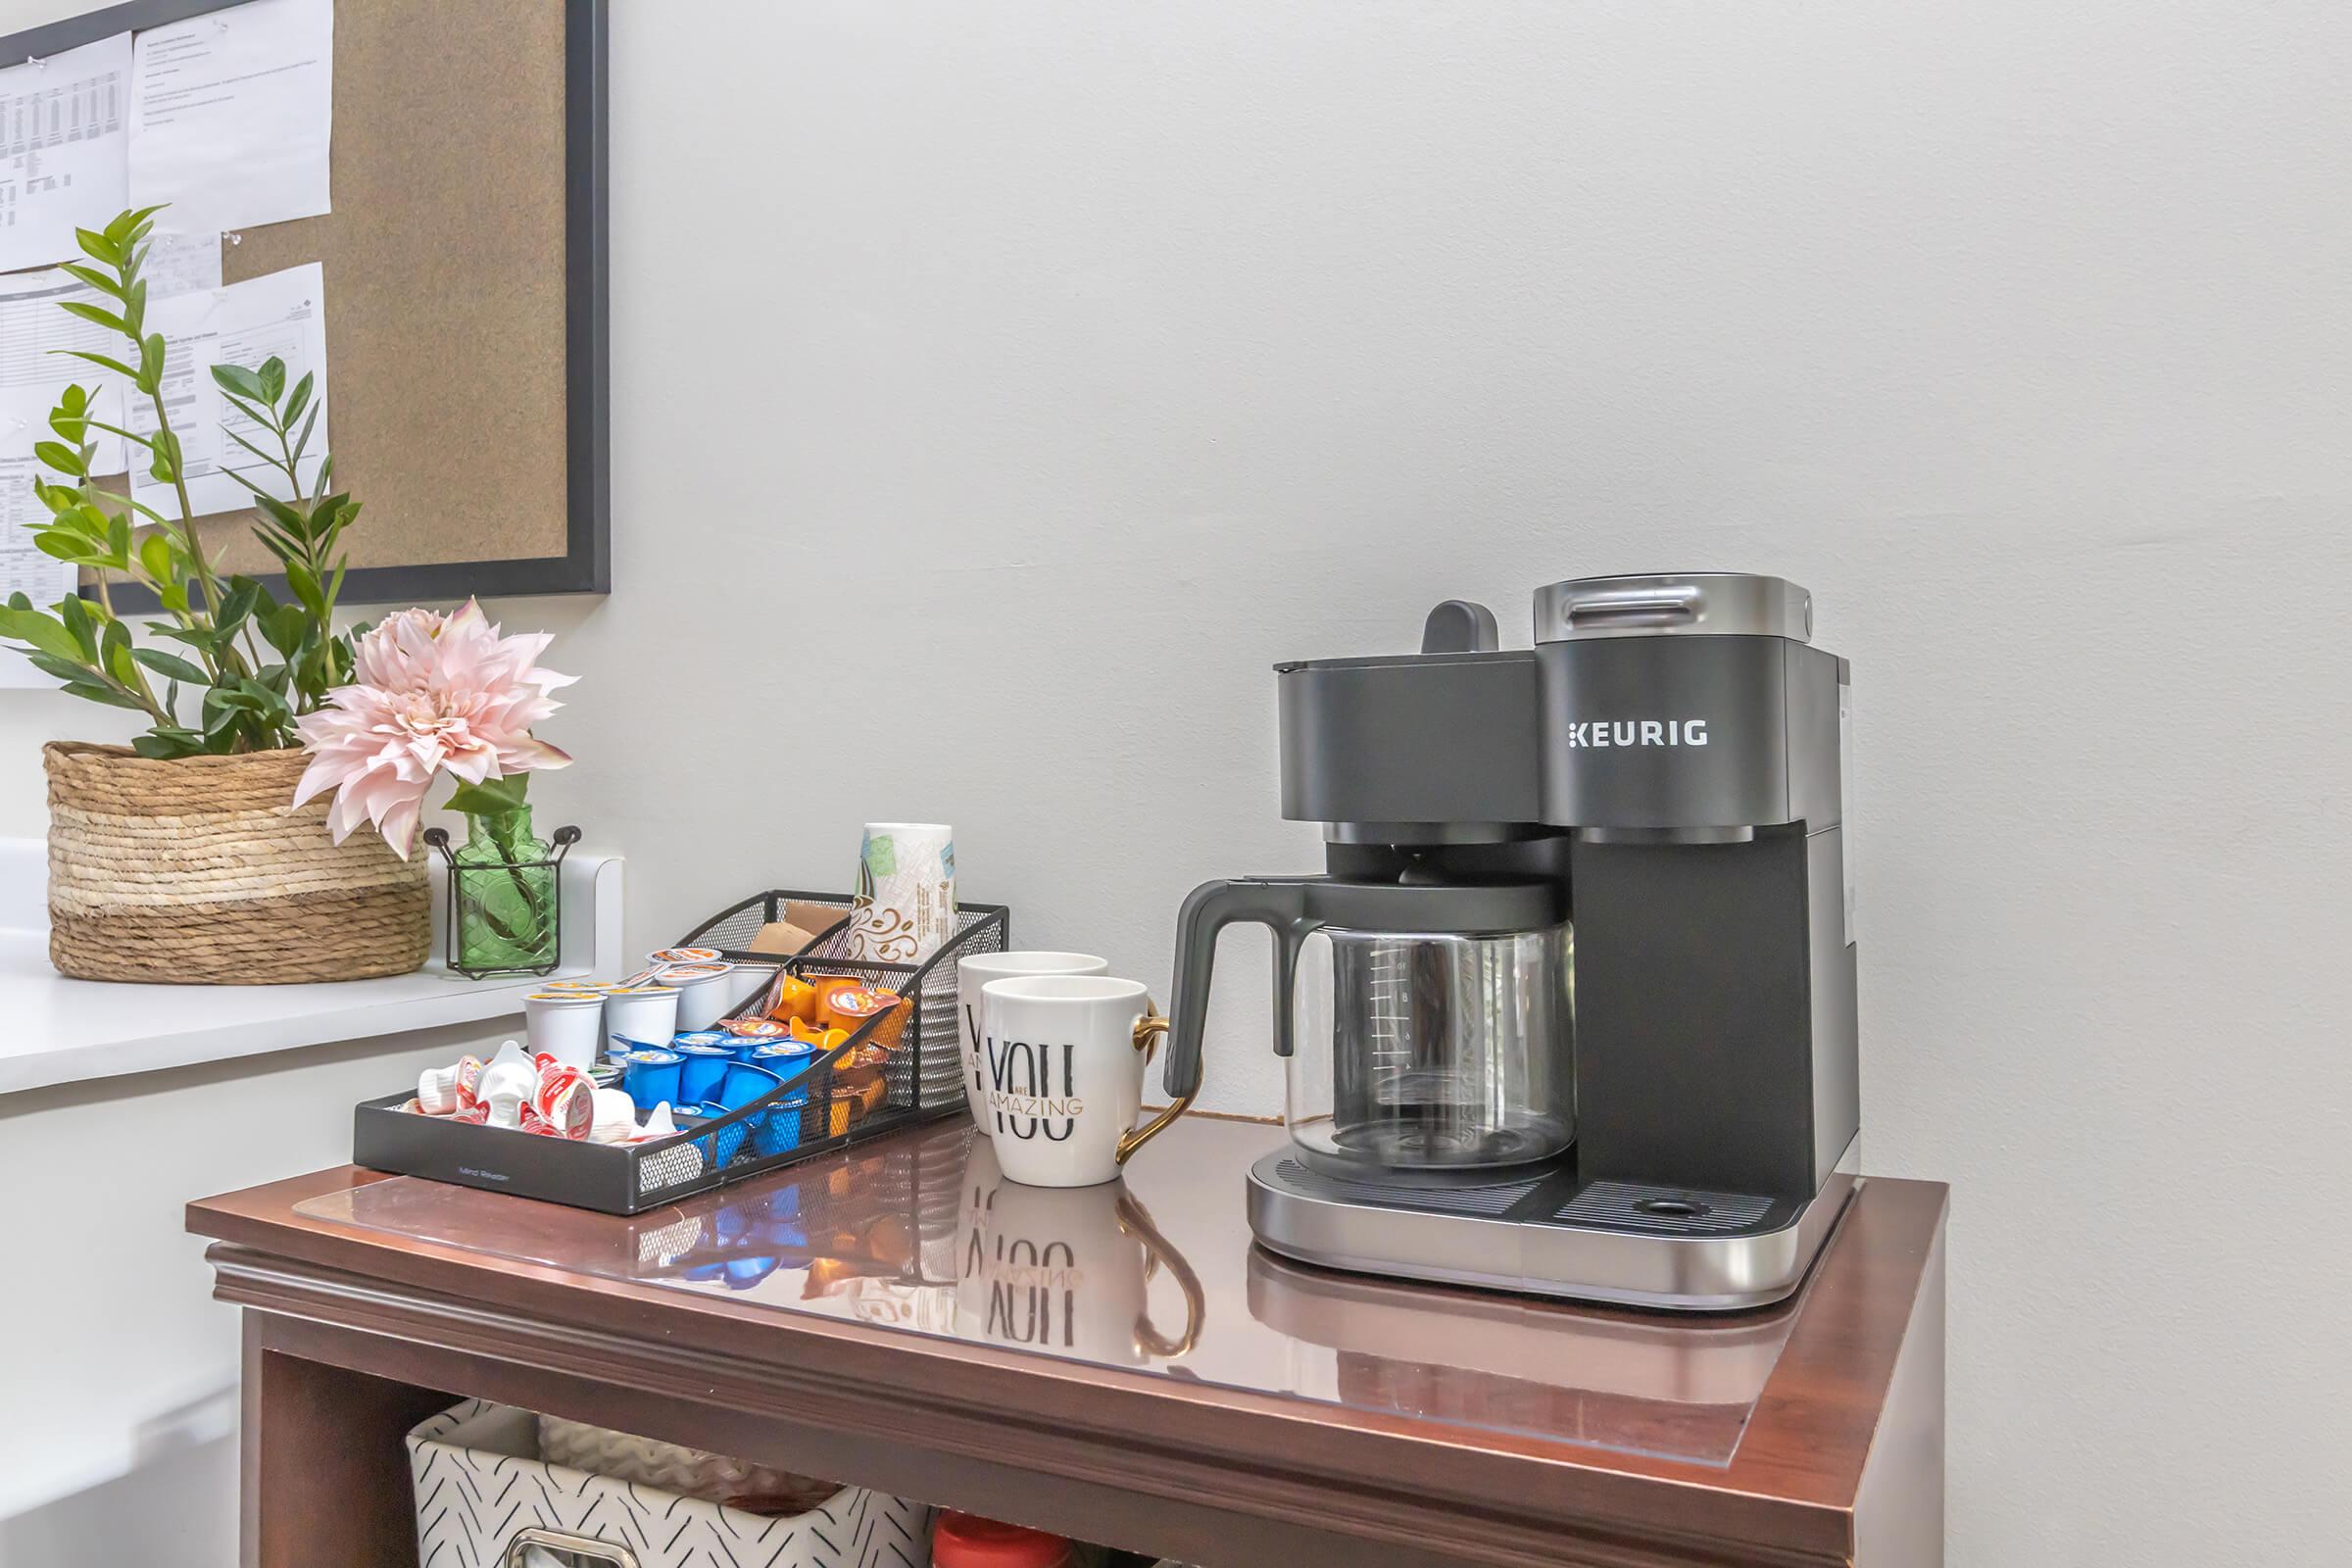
[351, 891, 1009, 1213]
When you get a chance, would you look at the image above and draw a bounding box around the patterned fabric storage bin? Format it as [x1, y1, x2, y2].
[408, 1399, 933, 1568]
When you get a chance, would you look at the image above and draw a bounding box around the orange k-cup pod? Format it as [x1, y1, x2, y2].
[816, 983, 907, 1052]
[786, 1016, 850, 1054]
[766, 973, 817, 1024]
[721, 1016, 791, 1041]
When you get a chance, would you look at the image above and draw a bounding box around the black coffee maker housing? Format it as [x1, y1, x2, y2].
[1164, 572, 1860, 1308]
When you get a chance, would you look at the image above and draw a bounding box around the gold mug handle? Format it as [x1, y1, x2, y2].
[1116, 1010, 1196, 1166]
[1116, 1190, 1206, 1359]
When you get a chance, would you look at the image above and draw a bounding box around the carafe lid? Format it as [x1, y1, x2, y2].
[1301, 877, 1565, 935]
[1535, 572, 1812, 643]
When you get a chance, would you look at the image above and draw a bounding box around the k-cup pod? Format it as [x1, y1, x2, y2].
[416, 1062, 465, 1115]
[648, 947, 722, 967]
[674, 1042, 733, 1104]
[753, 1091, 811, 1156]
[682, 1103, 750, 1168]
[672, 1029, 738, 1065]
[721, 1015, 790, 1042]
[622, 1049, 684, 1111]
[664, 961, 743, 1031]
[589, 1086, 639, 1143]
[604, 985, 680, 1054]
[750, 1040, 818, 1087]
[524, 988, 608, 1074]
[814, 982, 907, 1053]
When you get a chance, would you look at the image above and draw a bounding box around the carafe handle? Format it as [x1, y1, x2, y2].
[1164, 877, 1320, 1099]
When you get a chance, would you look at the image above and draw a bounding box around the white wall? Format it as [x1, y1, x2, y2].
[4, 3, 2349, 1564]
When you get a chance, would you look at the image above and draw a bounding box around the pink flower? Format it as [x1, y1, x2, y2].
[291, 599, 575, 858]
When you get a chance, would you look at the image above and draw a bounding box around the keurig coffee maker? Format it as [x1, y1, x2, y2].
[1161, 572, 1859, 1310]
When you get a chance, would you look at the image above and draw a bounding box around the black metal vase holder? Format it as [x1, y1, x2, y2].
[421, 823, 582, 979]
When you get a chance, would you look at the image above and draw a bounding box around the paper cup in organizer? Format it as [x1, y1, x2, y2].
[955, 952, 1109, 1138]
[845, 823, 956, 963]
[524, 989, 608, 1073]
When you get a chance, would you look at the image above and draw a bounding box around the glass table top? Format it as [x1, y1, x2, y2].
[297, 1116, 1803, 1467]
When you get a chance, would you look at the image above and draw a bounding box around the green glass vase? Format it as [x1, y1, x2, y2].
[451, 806, 560, 974]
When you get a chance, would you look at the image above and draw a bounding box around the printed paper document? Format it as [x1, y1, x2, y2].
[128, 0, 332, 236]
[0, 266, 132, 476]
[0, 33, 132, 273]
[0, 456, 71, 687]
[130, 262, 328, 520]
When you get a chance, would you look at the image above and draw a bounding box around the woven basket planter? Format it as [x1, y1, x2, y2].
[44, 742, 430, 984]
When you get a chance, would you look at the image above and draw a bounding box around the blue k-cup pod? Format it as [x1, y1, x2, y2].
[753, 1091, 810, 1157]
[672, 1029, 732, 1053]
[749, 1040, 818, 1085]
[673, 1042, 734, 1103]
[621, 1048, 683, 1111]
[679, 1102, 749, 1167]
[716, 1060, 788, 1125]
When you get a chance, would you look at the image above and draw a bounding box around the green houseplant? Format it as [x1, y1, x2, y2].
[0, 208, 429, 983]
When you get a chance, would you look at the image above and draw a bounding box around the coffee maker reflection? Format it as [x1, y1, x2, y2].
[955, 1137, 1204, 1365]
[1245, 1250, 1803, 1465]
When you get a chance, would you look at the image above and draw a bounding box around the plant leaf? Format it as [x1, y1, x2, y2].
[56, 595, 100, 660]
[282, 372, 314, 428]
[55, 263, 122, 299]
[211, 364, 268, 403]
[62, 680, 145, 710]
[2, 606, 90, 662]
[74, 228, 122, 267]
[32, 440, 85, 477]
[445, 774, 532, 817]
[261, 603, 309, 657]
[131, 648, 208, 685]
[56, 350, 140, 382]
[57, 300, 129, 336]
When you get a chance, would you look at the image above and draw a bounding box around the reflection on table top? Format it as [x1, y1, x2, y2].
[299, 1116, 1806, 1467]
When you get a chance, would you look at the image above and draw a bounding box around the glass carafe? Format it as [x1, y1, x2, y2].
[1288, 923, 1573, 1173]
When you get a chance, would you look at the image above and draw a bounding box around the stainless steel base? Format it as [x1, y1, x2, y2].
[1246, 1137, 1861, 1312]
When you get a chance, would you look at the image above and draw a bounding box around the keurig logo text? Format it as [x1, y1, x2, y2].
[1566, 719, 1709, 748]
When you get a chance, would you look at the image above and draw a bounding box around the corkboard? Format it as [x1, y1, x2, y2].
[14, 0, 611, 605]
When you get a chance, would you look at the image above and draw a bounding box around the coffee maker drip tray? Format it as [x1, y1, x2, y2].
[1246, 1139, 1860, 1312]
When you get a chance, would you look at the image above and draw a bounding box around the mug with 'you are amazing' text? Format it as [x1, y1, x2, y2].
[977, 974, 1197, 1187]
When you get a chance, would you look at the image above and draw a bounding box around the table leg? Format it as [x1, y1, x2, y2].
[241, 1313, 458, 1568]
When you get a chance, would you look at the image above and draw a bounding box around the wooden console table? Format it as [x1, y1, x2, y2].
[188, 1117, 1945, 1568]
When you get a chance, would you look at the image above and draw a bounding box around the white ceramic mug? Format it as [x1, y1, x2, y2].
[956, 952, 1109, 1139]
[978, 975, 1194, 1187]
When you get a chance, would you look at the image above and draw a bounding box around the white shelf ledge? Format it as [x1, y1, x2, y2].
[0, 838, 624, 1096]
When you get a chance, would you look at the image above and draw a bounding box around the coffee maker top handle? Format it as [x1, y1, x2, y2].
[1163, 877, 1319, 1100]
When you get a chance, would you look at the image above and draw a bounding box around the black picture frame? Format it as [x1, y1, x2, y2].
[2, 0, 612, 607]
